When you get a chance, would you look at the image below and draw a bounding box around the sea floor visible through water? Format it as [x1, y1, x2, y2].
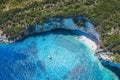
[0, 29, 119, 80]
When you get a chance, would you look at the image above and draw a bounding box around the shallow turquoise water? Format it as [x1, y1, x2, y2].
[0, 29, 119, 80]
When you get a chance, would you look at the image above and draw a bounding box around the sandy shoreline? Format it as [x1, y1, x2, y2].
[77, 35, 98, 53]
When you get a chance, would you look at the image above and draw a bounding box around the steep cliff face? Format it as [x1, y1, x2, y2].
[24, 18, 78, 36]
[0, 17, 99, 45]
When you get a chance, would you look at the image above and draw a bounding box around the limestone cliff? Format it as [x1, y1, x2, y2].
[0, 17, 99, 45]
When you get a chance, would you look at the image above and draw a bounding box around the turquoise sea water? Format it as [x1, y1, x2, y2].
[0, 29, 119, 80]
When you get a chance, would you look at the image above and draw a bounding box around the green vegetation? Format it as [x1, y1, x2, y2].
[0, 0, 120, 58]
[110, 54, 120, 63]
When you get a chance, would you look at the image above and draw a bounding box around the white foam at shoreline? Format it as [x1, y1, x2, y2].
[77, 35, 97, 53]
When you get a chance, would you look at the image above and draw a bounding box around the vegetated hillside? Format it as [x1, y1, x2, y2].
[0, 0, 120, 55]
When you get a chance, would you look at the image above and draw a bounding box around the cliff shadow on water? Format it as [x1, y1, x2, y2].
[102, 61, 120, 79]
[0, 17, 119, 80]
[14, 16, 99, 45]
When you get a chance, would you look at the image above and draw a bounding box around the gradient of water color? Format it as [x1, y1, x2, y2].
[0, 29, 118, 80]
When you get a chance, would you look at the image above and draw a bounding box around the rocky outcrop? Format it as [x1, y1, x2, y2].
[0, 17, 99, 45]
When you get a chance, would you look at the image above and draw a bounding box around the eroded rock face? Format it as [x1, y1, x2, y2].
[0, 17, 99, 45]
[23, 17, 99, 45]
[24, 18, 78, 36]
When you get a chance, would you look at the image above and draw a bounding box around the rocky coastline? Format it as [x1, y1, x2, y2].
[0, 17, 99, 45]
[0, 16, 120, 79]
[0, 17, 114, 61]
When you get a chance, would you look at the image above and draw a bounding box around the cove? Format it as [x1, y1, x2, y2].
[0, 29, 119, 80]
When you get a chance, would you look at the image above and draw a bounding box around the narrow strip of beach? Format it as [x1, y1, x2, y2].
[76, 35, 97, 53]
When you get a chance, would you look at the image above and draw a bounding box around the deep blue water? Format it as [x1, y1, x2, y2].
[0, 29, 118, 80]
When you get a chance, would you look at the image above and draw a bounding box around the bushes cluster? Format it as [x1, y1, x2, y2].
[0, 0, 119, 55]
